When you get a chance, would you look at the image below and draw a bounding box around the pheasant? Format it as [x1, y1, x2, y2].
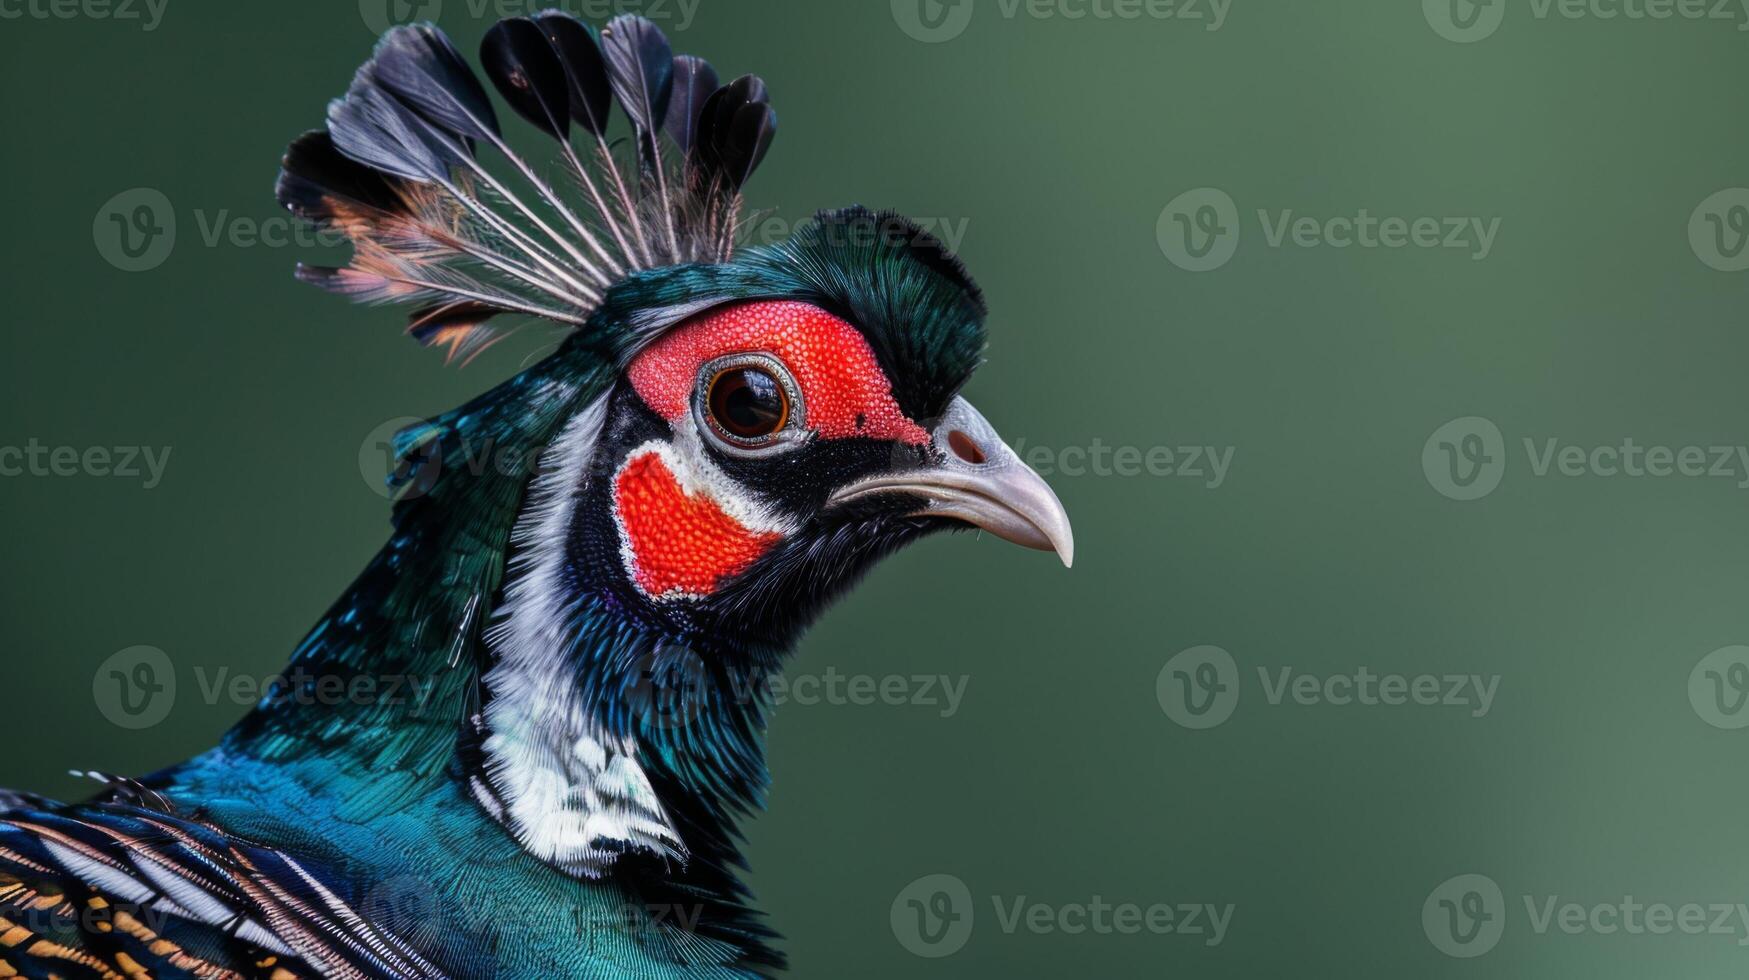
[0, 12, 1071, 978]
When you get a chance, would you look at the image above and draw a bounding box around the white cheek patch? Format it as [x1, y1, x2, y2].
[610, 434, 800, 603]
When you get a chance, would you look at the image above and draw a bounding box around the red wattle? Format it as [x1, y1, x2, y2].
[614, 449, 784, 598]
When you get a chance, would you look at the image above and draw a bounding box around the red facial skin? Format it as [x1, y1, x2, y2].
[627, 300, 929, 445]
[614, 301, 927, 599]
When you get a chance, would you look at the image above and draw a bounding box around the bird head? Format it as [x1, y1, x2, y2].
[541, 209, 1071, 651]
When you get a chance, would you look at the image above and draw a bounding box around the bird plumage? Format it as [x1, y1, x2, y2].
[1, 12, 1069, 979]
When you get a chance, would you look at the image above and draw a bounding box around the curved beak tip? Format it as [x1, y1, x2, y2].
[827, 398, 1076, 570]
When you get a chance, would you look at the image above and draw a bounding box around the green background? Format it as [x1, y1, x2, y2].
[4, 0, 1749, 976]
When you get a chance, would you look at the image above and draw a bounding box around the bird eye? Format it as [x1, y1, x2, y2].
[707, 366, 790, 442]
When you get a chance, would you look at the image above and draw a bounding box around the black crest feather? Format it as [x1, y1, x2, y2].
[276, 129, 405, 226]
[369, 24, 501, 144]
[600, 14, 675, 169]
[664, 54, 719, 155]
[480, 16, 572, 139]
[698, 74, 777, 193]
[534, 11, 615, 136]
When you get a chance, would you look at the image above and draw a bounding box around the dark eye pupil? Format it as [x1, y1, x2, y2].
[709, 368, 787, 439]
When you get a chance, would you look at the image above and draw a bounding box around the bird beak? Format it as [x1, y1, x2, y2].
[827, 397, 1075, 567]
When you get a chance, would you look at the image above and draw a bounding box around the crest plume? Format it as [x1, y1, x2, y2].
[276, 14, 778, 361]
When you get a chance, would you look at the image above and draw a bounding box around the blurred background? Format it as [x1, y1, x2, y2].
[4, 0, 1749, 976]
